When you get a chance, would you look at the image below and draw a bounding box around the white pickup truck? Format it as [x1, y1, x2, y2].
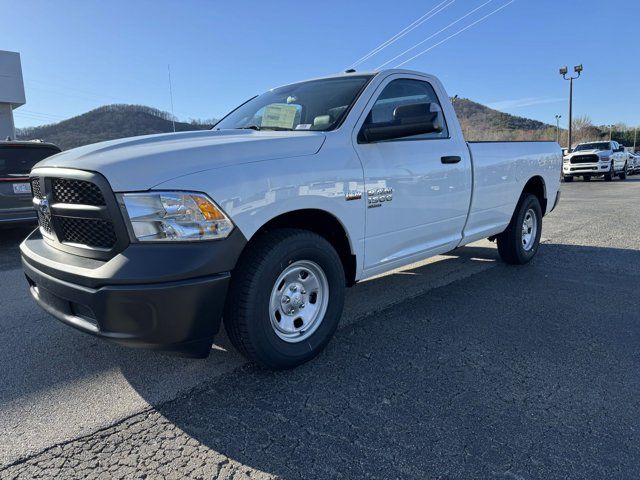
[21, 69, 561, 369]
[563, 141, 629, 181]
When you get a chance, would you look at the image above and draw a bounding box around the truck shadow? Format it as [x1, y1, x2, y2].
[0, 225, 34, 272]
[120, 242, 640, 478]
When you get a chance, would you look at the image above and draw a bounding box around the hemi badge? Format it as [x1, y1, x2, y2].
[345, 191, 362, 201]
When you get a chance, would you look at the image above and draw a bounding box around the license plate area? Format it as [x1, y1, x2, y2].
[12, 183, 31, 194]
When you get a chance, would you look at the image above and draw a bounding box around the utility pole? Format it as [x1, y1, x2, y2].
[555, 115, 562, 144]
[559, 64, 582, 151]
[633, 126, 637, 151]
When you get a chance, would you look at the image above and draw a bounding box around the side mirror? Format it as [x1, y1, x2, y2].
[359, 102, 443, 143]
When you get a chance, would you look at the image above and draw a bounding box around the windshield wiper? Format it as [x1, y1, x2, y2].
[235, 125, 294, 131]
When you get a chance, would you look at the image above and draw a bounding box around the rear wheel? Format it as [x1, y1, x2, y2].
[496, 194, 542, 265]
[224, 228, 345, 370]
[563, 176, 573, 182]
[583, 175, 591, 182]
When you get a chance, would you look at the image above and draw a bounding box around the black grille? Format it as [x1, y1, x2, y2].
[571, 155, 599, 164]
[37, 210, 52, 234]
[31, 177, 42, 199]
[52, 178, 105, 206]
[30, 174, 122, 254]
[57, 217, 117, 249]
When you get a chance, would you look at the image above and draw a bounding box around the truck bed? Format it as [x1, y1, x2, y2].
[462, 141, 561, 244]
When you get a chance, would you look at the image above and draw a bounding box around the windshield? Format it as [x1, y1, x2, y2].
[214, 76, 373, 132]
[574, 142, 611, 151]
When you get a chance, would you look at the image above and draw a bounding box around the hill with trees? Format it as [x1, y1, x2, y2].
[17, 105, 214, 150]
[452, 98, 556, 141]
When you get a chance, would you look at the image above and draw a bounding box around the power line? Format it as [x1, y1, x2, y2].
[25, 84, 128, 104]
[14, 112, 63, 122]
[26, 79, 123, 102]
[19, 109, 66, 119]
[376, 0, 493, 69]
[394, 0, 516, 68]
[347, 0, 455, 69]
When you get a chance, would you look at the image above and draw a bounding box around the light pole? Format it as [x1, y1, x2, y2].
[634, 127, 637, 151]
[555, 115, 562, 144]
[609, 124, 613, 141]
[559, 64, 583, 151]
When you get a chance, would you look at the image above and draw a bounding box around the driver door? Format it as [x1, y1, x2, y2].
[352, 74, 472, 275]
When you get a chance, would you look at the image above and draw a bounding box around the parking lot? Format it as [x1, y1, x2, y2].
[1, 177, 639, 479]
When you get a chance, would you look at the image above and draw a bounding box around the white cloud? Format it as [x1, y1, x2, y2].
[486, 97, 565, 110]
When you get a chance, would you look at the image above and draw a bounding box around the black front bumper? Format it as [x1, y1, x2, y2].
[21, 228, 246, 357]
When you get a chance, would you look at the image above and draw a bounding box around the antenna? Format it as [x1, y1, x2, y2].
[167, 64, 176, 133]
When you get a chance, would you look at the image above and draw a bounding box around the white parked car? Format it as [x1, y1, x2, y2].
[628, 152, 640, 174]
[21, 69, 561, 369]
[563, 141, 629, 181]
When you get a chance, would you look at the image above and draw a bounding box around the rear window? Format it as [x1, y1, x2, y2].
[0, 145, 60, 177]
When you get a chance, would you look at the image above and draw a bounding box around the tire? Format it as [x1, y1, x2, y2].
[563, 176, 573, 182]
[605, 164, 614, 182]
[496, 193, 543, 265]
[224, 228, 345, 370]
[583, 175, 591, 181]
[619, 163, 628, 180]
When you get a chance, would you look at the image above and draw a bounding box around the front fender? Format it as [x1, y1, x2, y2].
[154, 152, 366, 273]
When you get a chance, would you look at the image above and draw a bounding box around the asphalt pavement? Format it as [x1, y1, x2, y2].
[1, 177, 639, 479]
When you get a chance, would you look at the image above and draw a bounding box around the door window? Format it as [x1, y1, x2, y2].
[362, 79, 449, 141]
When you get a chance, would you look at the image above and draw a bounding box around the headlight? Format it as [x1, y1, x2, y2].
[118, 191, 234, 242]
[599, 156, 610, 162]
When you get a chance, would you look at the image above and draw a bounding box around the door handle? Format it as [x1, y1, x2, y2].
[441, 156, 461, 164]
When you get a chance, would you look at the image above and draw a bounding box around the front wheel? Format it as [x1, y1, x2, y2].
[496, 194, 543, 265]
[619, 163, 628, 180]
[563, 176, 574, 182]
[224, 228, 345, 370]
[605, 164, 614, 182]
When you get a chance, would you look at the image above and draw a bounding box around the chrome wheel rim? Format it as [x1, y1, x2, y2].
[521, 208, 538, 251]
[268, 260, 329, 343]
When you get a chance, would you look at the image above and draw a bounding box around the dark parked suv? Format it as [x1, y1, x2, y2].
[0, 141, 61, 225]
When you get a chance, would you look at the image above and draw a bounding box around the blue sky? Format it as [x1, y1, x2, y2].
[2, 0, 638, 130]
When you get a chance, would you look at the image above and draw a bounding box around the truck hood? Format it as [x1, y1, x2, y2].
[34, 130, 326, 191]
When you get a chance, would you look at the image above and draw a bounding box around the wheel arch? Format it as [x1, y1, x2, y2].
[522, 175, 547, 215]
[242, 209, 357, 286]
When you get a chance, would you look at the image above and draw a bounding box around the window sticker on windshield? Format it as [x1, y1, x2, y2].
[262, 103, 299, 129]
[295, 124, 312, 130]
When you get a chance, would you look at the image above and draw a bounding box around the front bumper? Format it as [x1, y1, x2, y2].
[21, 228, 246, 357]
[563, 162, 610, 175]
